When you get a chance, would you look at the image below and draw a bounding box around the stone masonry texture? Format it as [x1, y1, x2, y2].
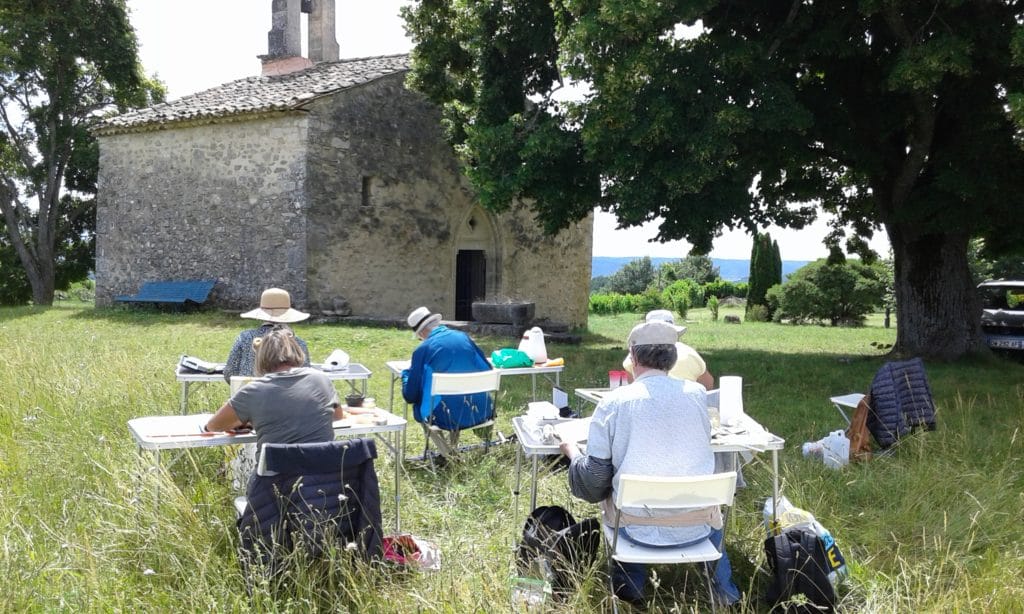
[95, 58, 591, 326]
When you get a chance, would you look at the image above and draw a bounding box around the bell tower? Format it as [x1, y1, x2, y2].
[261, 0, 339, 76]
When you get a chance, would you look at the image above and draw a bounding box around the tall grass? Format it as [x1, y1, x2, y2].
[0, 303, 1022, 612]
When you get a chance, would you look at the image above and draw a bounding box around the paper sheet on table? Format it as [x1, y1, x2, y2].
[552, 386, 568, 408]
[553, 417, 591, 446]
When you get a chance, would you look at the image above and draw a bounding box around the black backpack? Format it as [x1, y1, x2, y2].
[764, 527, 837, 613]
[516, 505, 601, 597]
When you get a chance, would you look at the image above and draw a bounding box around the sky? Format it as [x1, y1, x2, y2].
[126, 0, 889, 262]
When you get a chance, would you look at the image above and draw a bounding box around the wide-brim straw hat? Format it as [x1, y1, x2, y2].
[407, 306, 442, 335]
[241, 288, 309, 323]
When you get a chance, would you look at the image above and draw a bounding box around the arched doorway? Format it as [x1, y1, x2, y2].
[452, 206, 500, 320]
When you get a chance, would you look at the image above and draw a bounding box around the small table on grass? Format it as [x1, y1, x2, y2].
[127, 410, 406, 532]
[385, 359, 564, 415]
[511, 413, 786, 529]
[175, 362, 372, 414]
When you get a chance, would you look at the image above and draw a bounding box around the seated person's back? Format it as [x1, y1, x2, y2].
[401, 306, 493, 430]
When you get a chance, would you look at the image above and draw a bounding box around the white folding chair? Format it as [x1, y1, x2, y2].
[603, 471, 738, 613]
[830, 393, 865, 426]
[423, 370, 501, 460]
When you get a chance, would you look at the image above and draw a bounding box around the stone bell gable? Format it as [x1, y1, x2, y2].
[94, 54, 593, 327]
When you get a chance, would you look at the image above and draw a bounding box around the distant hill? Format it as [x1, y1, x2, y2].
[591, 257, 811, 281]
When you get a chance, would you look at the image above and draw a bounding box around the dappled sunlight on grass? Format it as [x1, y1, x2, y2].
[0, 304, 1021, 611]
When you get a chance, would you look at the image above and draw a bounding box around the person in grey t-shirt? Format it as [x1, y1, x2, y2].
[206, 327, 343, 452]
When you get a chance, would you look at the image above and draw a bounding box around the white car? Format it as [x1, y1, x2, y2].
[978, 280, 1024, 351]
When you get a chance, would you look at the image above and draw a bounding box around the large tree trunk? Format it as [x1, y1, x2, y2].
[27, 255, 56, 306]
[889, 224, 986, 360]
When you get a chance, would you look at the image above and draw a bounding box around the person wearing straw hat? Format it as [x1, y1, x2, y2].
[401, 306, 492, 430]
[223, 288, 311, 383]
[622, 309, 714, 389]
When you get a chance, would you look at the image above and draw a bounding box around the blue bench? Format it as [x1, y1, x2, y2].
[115, 280, 217, 305]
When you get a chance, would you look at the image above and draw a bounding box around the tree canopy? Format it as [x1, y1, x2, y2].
[404, 0, 1024, 359]
[0, 0, 164, 305]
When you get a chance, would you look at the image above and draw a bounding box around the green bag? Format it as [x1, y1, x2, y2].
[491, 348, 534, 368]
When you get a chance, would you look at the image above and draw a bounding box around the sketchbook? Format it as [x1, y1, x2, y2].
[553, 417, 591, 446]
[179, 355, 223, 374]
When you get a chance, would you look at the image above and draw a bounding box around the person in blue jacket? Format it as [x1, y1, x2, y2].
[401, 306, 493, 430]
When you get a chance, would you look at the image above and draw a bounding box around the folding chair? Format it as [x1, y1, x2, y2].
[602, 471, 738, 613]
[830, 357, 936, 448]
[236, 438, 383, 573]
[422, 370, 500, 460]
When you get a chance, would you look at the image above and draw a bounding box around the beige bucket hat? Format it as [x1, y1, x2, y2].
[241, 288, 309, 323]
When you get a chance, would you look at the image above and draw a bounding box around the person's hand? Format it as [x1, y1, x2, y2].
[559, 440, 577, 459]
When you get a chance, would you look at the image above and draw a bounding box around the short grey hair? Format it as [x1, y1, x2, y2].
[631, 344, 677, 371]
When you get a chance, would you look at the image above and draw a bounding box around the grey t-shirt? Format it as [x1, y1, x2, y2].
[230, 367, 339, 450]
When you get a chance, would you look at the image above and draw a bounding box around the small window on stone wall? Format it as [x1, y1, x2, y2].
[361, 176, 372, 207]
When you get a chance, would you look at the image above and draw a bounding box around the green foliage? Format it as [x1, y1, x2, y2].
[661, 254, 719, 285]
[589, 275, 612, 294]
[969, 238, 1024, 283]
[404, 0, 1024, 358]
[745, 303, 770, 323]
[703, 279, 747, 300]
[589, 292, 646, 314]
[605, 256, 656, 295]
[0, 0, 165, 305]
[775, 259, 886, 326]
[706, 295, 720, 322]
[636, 287, 666, 313]
[662, 279, 704, 316]
[747, 233, 777, 317]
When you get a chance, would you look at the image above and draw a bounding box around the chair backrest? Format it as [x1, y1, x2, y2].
[615, 471, 738, 510]
[430, 369, 501, 395]
[239, 438, 383, 566]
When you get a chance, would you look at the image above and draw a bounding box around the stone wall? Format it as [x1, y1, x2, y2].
[95, 115, 310, 308]
[305, 73, 592, 326]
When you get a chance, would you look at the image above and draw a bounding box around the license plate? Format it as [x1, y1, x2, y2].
[989, 337, 1024, 350]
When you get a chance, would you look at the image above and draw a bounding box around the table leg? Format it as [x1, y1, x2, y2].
[531, 374, 537, 401]
[394, 429, 402, 534]
[771, 449, 780, 534]
[179, 382, 189, 415]
[513, 446, 523, 527]
[530, 454, 539, 511]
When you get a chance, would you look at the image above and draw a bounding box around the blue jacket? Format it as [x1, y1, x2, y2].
[401, 325, 493, 430]
[867, 358, 936, 448]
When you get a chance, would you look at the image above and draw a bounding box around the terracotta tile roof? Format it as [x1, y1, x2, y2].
[96, 54, 410, 134]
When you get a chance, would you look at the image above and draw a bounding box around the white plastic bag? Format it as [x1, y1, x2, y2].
[763, 496, 848, 584]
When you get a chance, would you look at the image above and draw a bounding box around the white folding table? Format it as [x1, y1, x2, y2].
[128, 410, 407, 532]
[511, 413, 785, 527]
[385, 359, 565, 416]
[175, 362, 372, 414]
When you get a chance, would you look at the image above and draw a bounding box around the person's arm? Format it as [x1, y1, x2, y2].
[561, 442, 613, 503]
[205, 401, 245, 432]
[223, 334, 246, 383]
[402, 344, 426, 405]
[697, 369, 714, 390]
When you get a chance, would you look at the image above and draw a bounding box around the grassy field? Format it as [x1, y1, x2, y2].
[1, 302, 1022, 612]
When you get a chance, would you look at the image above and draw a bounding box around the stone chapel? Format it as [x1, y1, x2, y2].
[93, 0, 592, 327]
